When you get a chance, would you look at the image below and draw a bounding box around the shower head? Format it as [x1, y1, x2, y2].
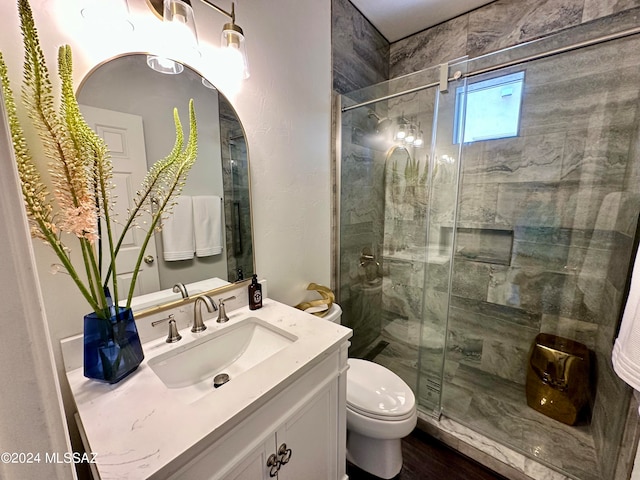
[376, 117, 393, 132]
[367, 110, 393, 134]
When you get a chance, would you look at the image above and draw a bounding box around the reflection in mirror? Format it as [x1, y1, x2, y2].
[384, 145, 429, 257]
[77, 54, 253, 312]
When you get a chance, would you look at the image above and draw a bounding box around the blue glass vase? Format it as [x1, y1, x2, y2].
[83, 307, 144, 384]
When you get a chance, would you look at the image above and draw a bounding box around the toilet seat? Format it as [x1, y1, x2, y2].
[348, 402, 415, 421]
[347, 359, 415, 421]
[347, 405, 417, 440]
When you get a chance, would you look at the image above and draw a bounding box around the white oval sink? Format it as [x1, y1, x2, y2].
[148, 317, 297, 403]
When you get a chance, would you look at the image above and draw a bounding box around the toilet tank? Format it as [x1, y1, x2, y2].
[322, 303, 342, 324]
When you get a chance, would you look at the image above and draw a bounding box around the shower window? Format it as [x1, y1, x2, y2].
[454, 71, 525, 143]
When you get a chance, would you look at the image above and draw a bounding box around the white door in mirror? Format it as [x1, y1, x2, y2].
[80, 105, 161, 297]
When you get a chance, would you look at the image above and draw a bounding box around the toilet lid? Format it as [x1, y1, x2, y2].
[347, 358, 415, 419]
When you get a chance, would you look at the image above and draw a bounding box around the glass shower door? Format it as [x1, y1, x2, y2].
[438, 31, 640, 480]
[338, 64, 458, 410]
[415, 65, 468, 414]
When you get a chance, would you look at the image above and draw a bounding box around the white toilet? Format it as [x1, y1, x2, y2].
[322, 303, 417, 479]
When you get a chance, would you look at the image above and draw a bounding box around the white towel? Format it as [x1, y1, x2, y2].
[193, 195, 223, 257]
[613, 246, 640, 391]
[162, 195, 195, 261]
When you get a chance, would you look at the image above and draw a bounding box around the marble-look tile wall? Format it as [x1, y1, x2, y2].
[338, 106, 388, 355]
[332, 0, 389, 94]
[333, 0, 390, 353]
[390, 0, 640, 77]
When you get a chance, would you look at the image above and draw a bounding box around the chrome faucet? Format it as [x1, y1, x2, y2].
[193, 295, 217, 333]
[217, 296, 236, 323]
[172, 283, 189, 299]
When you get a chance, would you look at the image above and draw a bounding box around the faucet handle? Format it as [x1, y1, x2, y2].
[166, 317, 182, 343]
[151, 314, 182, 343]
[217, 296, 237, 323]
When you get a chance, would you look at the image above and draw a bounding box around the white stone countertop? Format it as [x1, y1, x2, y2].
[65, 298, 352, 480]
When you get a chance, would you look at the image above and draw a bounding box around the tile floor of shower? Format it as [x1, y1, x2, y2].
[360, 314, 599, 480]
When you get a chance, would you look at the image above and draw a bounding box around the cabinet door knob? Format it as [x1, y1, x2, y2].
[266, 453, 280, 477]
[278, 443, 292, 465]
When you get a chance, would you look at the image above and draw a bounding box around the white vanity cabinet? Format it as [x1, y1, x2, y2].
[169, 343, 349, 480]
[64, 299, 352, 480]
[226, 384, 335, 480]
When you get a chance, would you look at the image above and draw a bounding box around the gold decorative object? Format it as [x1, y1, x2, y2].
[526, 333, 591, 425]
[294, 283, 335, 317]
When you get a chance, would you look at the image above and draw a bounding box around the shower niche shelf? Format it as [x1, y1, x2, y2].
[441, 226, 514, 265]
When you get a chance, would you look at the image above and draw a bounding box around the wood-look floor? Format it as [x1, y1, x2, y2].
[346, 429, 509, 480]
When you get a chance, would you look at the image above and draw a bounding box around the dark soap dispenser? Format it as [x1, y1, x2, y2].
[248, 274, 262, 310]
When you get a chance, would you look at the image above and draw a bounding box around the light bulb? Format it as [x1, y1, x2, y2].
[171, 20, 195, 46]
[221, 26, 250, 79]
[201, 46, 244, 97]
[405, 126, 416, 144]
[160, 0, 200, 65]
[219, 46, 244, 83]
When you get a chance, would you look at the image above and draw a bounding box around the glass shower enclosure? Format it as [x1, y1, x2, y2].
[338, 15, 640, 480]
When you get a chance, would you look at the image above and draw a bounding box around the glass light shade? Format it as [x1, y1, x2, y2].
[396, 124, 407, 140]
[146, 55, 184, 74]
[222, 24, 250, 79]
[163, 0, 199, 52]
[413, 132, 424, 147]
[147, 0, 199, 75]
[202, 77, 217, 90]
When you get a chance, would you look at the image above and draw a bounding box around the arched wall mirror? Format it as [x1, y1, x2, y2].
[77, 53, 254, 312]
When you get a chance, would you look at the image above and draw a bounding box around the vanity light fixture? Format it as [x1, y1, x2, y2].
[395, 116, 425, 148]
[404, 125, 416, 144]
[395, 122, 407, 140]
[413, 132, 424, 147]
[146, 0, 249, 80]
[413, 123, 424, 147]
